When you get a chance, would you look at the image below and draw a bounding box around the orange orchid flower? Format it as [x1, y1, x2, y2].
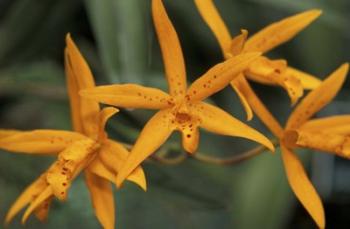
[194, 0, 322, 120]
[229, 63, 348, 228]
[81, 0, 274, 187]
[0, 35, 146, 229]
[280, 63, 349, 229]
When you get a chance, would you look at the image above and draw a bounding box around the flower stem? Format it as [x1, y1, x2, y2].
[122, 138, 278, 166]
[191, 138, 278, 165]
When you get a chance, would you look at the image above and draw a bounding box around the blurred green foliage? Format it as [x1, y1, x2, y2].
[0, 0, 349, 228]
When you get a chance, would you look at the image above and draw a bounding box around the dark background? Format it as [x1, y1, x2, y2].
[0, 0, 349, 228]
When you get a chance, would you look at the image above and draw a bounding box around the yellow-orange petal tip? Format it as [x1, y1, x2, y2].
[139, 181, 147, 192]
[65, 33, 72, 43]
[115, 178, 123, 189]
[307, 9, 322, 18]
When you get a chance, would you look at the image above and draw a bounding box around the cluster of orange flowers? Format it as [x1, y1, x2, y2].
[0, 0, 348, 228]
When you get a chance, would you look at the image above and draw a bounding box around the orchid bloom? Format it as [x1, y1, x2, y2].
[194, 0, 322, 120]
[0, 35, 146, 229]
[231, 63, 348, 228]
[81, 0, 274, 187]
[280, 63, 349, 228]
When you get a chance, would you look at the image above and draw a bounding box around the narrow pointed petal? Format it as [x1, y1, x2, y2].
[0, 130, 85, 154]
[66, 34, 96, 90]
[80, 84, 173, 110]
[285, 130, 350, 159]
[231, 76, 284, 138]
[99, 107, 119, 131]
[244, 9, 322, 53]
[5, 176, 47, 224]
[246, 57, 303, 105]
[152, 0, 187, 97]
[98, 141, 128, 171]
[231, 74, 253, 121]
[245, 57, 287, 84]
[21, 187, 53, 224]
[230, 29, 248, 57]
[194, 0, 232, 55]
[90, 156, 147, 191]
[34, 198, 52, 222]
[66, 34, 100, 137]
[89, 158, 116, 182]
[98, 107, 119, 140]
[126, 167, 147, 191]
[98, 140, 147, 190]
[281, 144, 325, 228]
[285, 67, 321, 90]
[116, 109, 174, 187]
[85, 171, 115, 229]
[192, 102, 274, 151]
[281, 72, 303, 105]
[300, 115, 350, 134]
[0, 130, 21, 138]
[187, 52, 261, 102]
[65, 48, 83, 132]
[287, 63, 349, 129]
[181, 126, 200, 154]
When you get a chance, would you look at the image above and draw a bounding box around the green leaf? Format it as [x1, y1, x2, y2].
[0, 61, 65, 99]
[0, 0, 80, 65]
[85, 0, 149, 84]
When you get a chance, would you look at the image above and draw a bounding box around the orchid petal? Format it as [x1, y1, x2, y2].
[0, 130, 21, 139]
[45, 163, 71, 201]
[66, 34, 100, 137]
[116, 109, 174, 187]
[231, 76, 284, 138]
[181, 127, 200, 154]
[98, 107, 119, 140]
[300, 115, 350, 134]
[152, 0, 187, 97]
[245, 57, 287, 84]
[230, 29, 248, 56]
[5, 176, 47, 225]
[80, 84, 172, 110]
[231, 74, 253, 121]
[287, 63, 349, 129]
[85, 171, 115, 229]
[246, 57, 303, 105]
[285, 67, 321, 90]
[284, 130, 350, 159]
[90, 155, 147, 191]
[192, 102, 274, 151]
[21, 187, 53, 224]
[65, 48, 83, 132]
[193, 0, 232, 55]
[89, 158, 115, 182]
[0, 130, 85, 154]
[281, 144, 325, 228]
[244, 9, 322, 53]
[187, 52, 261, 102]
[34, 198, 52, 222]
[46, 139, 98, 200]
[66, 34, 96, 91]
[98, 140, 147, 191]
